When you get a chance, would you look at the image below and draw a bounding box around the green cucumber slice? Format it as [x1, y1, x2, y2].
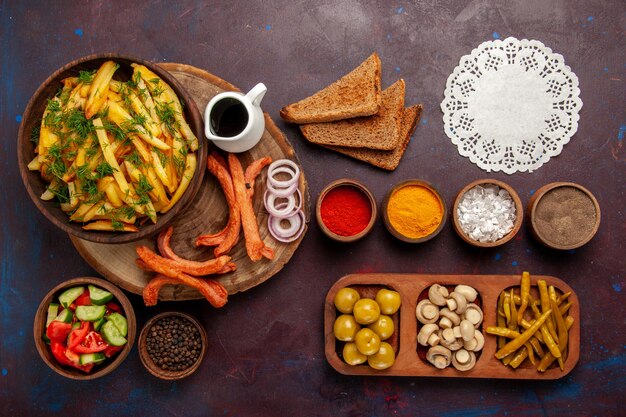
[54, 308, 73, 323]
[101, 321, 127, 347]
[94, 317, 106, 331]
[106, 313, 128, 337]
[45, 303, 60, 327]
[58, 286, 84, 308]
[88, 285, 113, 306]
[75, 305, 106, 322]
[79, 352, 106, 365]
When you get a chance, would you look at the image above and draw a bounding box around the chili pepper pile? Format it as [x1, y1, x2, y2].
[486, 272, 574, 372]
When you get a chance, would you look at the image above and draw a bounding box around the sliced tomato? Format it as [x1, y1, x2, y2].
[46, 321, 72, 343]
[64, 347, 94, 373]
[74, 331, 108, 353]
[75, 290, 91, 306]
[51, 341, 75, 366]
[67, 321, 90, 351]
[103, 345, 124, 358]
[105, 302, 122, 314]
[68, 302, 77, 311]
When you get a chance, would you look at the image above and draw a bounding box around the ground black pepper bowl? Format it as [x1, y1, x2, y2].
[33, 276, 136, 380]
[138, 311, 207, 380]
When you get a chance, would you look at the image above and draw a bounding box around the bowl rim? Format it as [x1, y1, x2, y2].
[17, 53, 207, 244]
[33, 276, 136, 380]
[382, 179, 447, 244]
[315, 178, 377, 243]
[527, 181, 601, 250]
[138, 311, 207, 380]
[451, 178, 524, 248]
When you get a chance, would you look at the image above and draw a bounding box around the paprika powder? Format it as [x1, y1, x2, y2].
[320, 186, 372, 236]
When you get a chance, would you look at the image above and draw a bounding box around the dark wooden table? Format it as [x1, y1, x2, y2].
[1, 1, 624, 416]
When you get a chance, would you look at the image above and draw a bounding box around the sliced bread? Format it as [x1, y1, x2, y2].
[279, 53, 382, 124]
[299, 79, 405, 150]
[324, 105, 422, 171]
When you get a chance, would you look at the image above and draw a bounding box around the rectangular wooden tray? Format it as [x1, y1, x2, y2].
[324, 274, 579, 379]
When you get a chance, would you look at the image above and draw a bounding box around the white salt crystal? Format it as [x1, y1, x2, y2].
[457, 185, 517, 243]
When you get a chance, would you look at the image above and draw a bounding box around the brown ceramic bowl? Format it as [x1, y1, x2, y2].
[33, 277, 136, 380]
[452, 179, 523, 248]
[527, 182, 600, 250]
[316, 179, 377, 243]
[138, 311, 207, 380]
[382, 179, 447, 243]
[17, 53, 207, 244]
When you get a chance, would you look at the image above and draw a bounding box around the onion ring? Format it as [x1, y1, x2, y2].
[264, 190, 296, 217]
[268, 159, 300, 188]
[266, 180, 298, 198]
[268, 209, 306, 243]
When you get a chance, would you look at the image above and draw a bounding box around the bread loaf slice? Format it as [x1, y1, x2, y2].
[300, 79, 405, 150]
[324, 105, 422, 171]
[279, 53, 382, 124]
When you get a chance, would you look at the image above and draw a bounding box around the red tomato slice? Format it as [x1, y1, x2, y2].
[105, 302, 122, 314]
[67, 321, 90, 351]
[103, 345, 124, 358]
[46, 321, 72, 343]
[75, 290, 91, 306]
[74, 331, 109, 353]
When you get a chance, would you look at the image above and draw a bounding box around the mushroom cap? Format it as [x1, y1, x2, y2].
[417, 323, 439, 346]
[415, 299, 439, 324]
[472, 330, 485, 352]
[428, 284, 449, 306]
[439, 308, 461, 326]
[450, 292, 468, 314]
[464, 303, 484, 327]
[454, 285, 478, 302]
[460, 320, 475, 342]
[451, 349, 476, 371]
[426, 345, 452, 369]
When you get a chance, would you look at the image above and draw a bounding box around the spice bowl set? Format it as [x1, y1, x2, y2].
[316, 177, 600, 251]
[324, 273, 580, 379]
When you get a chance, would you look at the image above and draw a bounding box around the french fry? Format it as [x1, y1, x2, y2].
[83, 220, 138, 232]
[68, 182, 78, 208]
[145, 166, 169, 206]
[104, 183, 123, 208]
[70, 202, 96, 222]
[160, 153, 196, 213]
[85, 61, 118, 118]
[151, 150, 169, 186]
[27, 156, 41, 171]
[106, 100, 170, 150]
[135, 77, 162, 137]
[93, 118, 130, 196]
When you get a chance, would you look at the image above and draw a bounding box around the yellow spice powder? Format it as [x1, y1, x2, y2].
[387, 185, 443, 239]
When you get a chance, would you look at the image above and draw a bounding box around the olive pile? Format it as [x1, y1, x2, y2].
[146, 316, 202, 372]
[332, 287, 401, 370]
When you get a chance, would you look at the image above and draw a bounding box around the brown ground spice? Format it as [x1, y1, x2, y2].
[534, 186, 597, 247]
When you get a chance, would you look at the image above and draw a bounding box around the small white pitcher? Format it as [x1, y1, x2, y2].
[204, 83, 267, 153]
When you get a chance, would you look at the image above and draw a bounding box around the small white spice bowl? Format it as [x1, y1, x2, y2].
[452, 179, 523, 248]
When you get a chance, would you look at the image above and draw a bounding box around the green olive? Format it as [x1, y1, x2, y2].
[342, 342, 367, 366]
[333, 314, 360, 341]
[354, 328, 381, 356]
[353, 298, 380, 325]
[375, 289, 401, 315]
[368, 315, 395, 340]
[367, 341, 396, 370]
[334, 287, 361, 314]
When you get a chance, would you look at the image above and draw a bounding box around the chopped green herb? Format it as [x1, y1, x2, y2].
[78, 70, 96, 84]
[30, 124, 41, 145]
[95, 162, 115, 178]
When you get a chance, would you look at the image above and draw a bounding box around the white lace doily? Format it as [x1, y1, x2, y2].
[441, 37, 582, 174]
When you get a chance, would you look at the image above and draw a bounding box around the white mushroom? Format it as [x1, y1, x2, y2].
[417, 323, 440, 347]
[452, 326, 462, 339]
[415, 300, 440, 324]
[441, 328, 456, 344]
[439, 308, 461, 326]
[440, 336, 463, 351]
[451, 349, 476, 371]
[463, 337, 478, 351]
[426, 345, 452, 369]
[428, 284, 449, 306]
[454, 285, 478, 302]
[439, 316, 453, 329]
[446, 297, 457, 311]
[471, 330, 485, 352]
[460, 320, 475, 342]
[449, 292, 467, 314]
[464, 303, 484, 327]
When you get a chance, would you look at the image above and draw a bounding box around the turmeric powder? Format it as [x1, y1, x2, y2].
[387, 185, 443, 239]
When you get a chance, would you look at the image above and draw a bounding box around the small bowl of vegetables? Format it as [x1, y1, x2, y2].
[33, 276, 136, 380]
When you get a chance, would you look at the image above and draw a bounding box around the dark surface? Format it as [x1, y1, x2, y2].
[1, 1, 624, 416]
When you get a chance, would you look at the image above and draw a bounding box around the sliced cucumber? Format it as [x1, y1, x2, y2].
[79, 352, 106, 365]
[101, 321, 127, 347]
[94, 317, 106, 331]
[107, 313, 128, 337]
[58, 286, 84, 308]
[54, 308, 73, 323]
[71, 321, 81, 331]
[45, 303, 60, 327]
[75, 305, 106, 322]
[88, 285, 113, 306]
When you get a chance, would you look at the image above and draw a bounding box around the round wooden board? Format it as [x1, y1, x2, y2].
[70, 63, 310, 300]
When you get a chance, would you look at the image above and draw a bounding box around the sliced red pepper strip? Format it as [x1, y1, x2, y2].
[46, 321, 72, 343]
[74, 331, 109, 353]
[67, 321, 90, 351]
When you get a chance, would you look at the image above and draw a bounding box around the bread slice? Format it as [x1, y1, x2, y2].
[279, 53, 382, 124]
[324, 105, 422, 171]
[300, 79, 405, 150]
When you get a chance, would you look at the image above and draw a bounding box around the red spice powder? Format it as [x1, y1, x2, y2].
[320, 186, 372, 236]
